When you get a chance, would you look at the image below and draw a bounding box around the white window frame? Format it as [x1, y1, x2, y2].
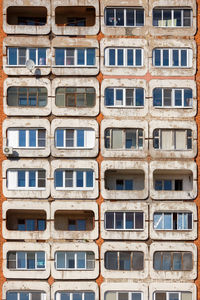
[7, 47, 47, 66]
[153, 291, 192, 300]
[105, 48, 143, 67]
[6, 291, 46, 300]
[55, 291, 95, 300]
[105, 7, 145, 27]
[105, 291, 143, 300]
[7, 128, 46, 149]
[7, 251, 46, 270]
[153, 88, 193, 108]
[153, 8, 192, 27]
[55, 169, 94, 190]
[104, 211, 144, 231]
[153, 48, 192, 68]
[105, 87, 144, 107]
[153, 212, 193, 231]
[55, 251, 95, 270]
[153, 129, 192, 150]
[55, 48, 96, 67]
[7, 169, 46, 190]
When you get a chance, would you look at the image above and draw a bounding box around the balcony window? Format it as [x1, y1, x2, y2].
[6, 291, 46, 300]
[55, 48, 95, 66]
[153, 88, 192, 108]
[153, 292, 192, 300]
[153, 251, 193, 271]
[105, 251, 144, 270]
[55, 251, 95, 270]
[8, 48, 47, 66]
[155, 179, 183, 191]
[55, 128, 95, 149]
[105, 7, 144, 27]
[105, 48, 143, 67]
[55, 292, 95, 300]
[55, 87, 95, 108]
[153, 48, 192, 68]
[105, 211, 144, 230]
[55, 169, 94, 190]
[7, 169, 46, 190]
[7, 251, 45, 270]
[105, 292, 143, 300]
[7, 128, 46, 148]
[153, 129, 192, 150]
[7, 87, 47, 107]
[7, 6, 47, 26]
[105, 87, 144, 107]
[153, 8, 192, 27]
[105, 128, 143, 149]
[153, 212, 192, 231]
[55, 6, 95, 27]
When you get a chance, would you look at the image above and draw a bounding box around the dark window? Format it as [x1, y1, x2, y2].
[153, 251, 193, 271]
[105, 251, 144, 270]
[7, 87, 47, 107]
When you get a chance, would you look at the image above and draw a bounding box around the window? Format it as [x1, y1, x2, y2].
[105, 48, 143, 67]
[116, 179, 133, 190]
[153, 88, 193, 108]
[8, 48, 47, 66]
[153, 8, 192, 27]
[55, 292, 95, 300]
[17, 219, 46, 231]
[6, 291, 46, 300]
[153, 212, 192, 230]
[105, 128, 143, 149]
[154, 179, 183, 191]
[153, 292, 192, 300]
[105, 251, 144, 270]
[153, 48, 192, 67]
[105, 291, 143, 300]
[55, 87, 95, 108]
[7, 6, 47, 26]
[153, 129, 192, 150]
[105, 88, 144, 107]
[153, 251, 193, 271]
[7, 251, 45, 270]
[55, 48, 95, 66]
[7, 128, 46, 148]
[55, 128, 95, 149]
[7, 169, 46, 190]
[105, 211, 144, 230]
[55, 251, 95, 270]
[55, 169, 94, 190]
[7, 87, 47, 107]
[68, 219, 86, 231]
[105, 7, 144, 27]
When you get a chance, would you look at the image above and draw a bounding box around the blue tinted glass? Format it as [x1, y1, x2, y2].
[135, 49, 142, 66]
[19, 130, 26, 147]
[136, 10, 144, 26]
[18, 171, 25, 187]
[163, 253, 171, 270]
[29, 48, 36, 64]
[86, 171, 93, 187]
[19, 97, 27, 106]
[175, 90, 182, 106]
[77, 253, 85, 268]
[106, 8, 114, 25]
[29, 96, 37, 106]
[184, 89, 192, 107]
[38, 220, 46, 231]
[7, 292, 18, 300]
[173, 253, 182, 270]
[77, 130, 84, 147]
[38, 48, 46, 65]
[55, 171, 63, 187]
[20, 293, 29, 300]
[125, 180, 133, 190]
[109, 49, 115, 65]
[18, 221, 26, 231]
[8, 48, 17, 65]
[55, 48, 65, 65]
[164, 213, 172, 229]
[154, 252, 162, 270]
[29, 130, 36, 147]
[37, 252, 45, 268]
[76, 171, 83, 187]
[56, 130, 64, 147]
[177, 213, 183, 230]
[126, 213, 134, 229]
[17, 252, 26, 268]
[127, 49, 133, 65]
[87, 49, 95, 65]
[85, 292, 95, 300]
[154, 213, 163, 229]
[27, 253, 35, 269]
[132, 293, 141, 300]
[77, 49, 85, 65]
[163, 49, 169, 66]
[105, 88, 114, 106]
[56, 252, 65, 268]
[117, 49, 123, 65]
[181, 49, 187, 66]
[136, 88, 144, 106]
[29, 171, 36, 187]
[172, 50, 179, 66]
[73, 294, 82, 300]
[153, 88, 162, 106]
[154, 49, 161, 66]
[116, 212, 123, 229]
[116, 89, 123, 101]
[153, 9, 161, 26]
[26, 219, 35, 231]
[60, 293, 70, 300]
[77, 220, 86, 230]
[155, 180, 162, 190]
[164, 180, 172, 190]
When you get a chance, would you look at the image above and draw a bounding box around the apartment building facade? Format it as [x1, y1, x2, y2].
[0, 0, 200, 299]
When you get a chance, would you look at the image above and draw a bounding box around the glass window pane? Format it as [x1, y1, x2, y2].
[65, 170, 73, 187]
[27, 252, 35, 269]
[77, 220, 86, 230]
[20, 292, 29, 300]
[37, 251, 45, 268]
[77, 252, 86, 268]
[115, 212, 123, 229]
[38, 48, 46, 65]
[116, 9, 124, 26]
[55, 170, 63, 187]
[29, 171, 36, 187]
[26, 219, 35, 231]
[132, 293, 141, 300]
[73, 293, 82, 300]
[164, 180, 172, 190]
[132, 252, 144, 270]
[29, 48, 36, 64]
[105, 88, 114, 106]
[32, 293, 42, 300]
[8, 48, 17, 65]
[164, 213, 172, 229]
[116, 89, 123, 105]
[135, 49, 141, 66]
[135, 212, 144, 229]
[183, 252, 192, 270]
[164, 89, 172, 106]
[29, 130, 36, 147]
[172, 50, 179, 66]
[17, 252, 26, 268]
[66, 252, 75, 268]
[184, 89, 192, 107]
[154, 49, 161, 66]
[18, 171, 25, 187]
[109, 49, 115, 65]
[153, 9, 161, 26]
[154, 293, 166, 300]
[154, 213, 163, 229]
[105, 212, 114, 229]
[66, 49, 75, 65]
[181, 49, 187, 66]
[163, 49, 169, 66]
[106, 8, 114, 26]
[77, 130, 84, 147]
[126, 9, 134, 26]
[77, 49, 85, 65]
[117, 49, 124, 66]
[118, 293, 128, 300]
[7, 292, 18, 300]
[153, 88, 162, 106]
[86, 171, 93, 187]
[119, 252, 131, 270]
[175, 90, 182, 106]
[154, 252, 162, 270]
[127, 49, 133, 66]
[18, 48, 26, 65]
[19, 130, 26, 147]
[163, 252, 171, 270]
[56, 252, 65, 268]
[173, 252, 182, 270]
[125, 180, 133, 190]
[136, 88, 144, 106]
[105, 251, 118, 269]
[125, 212, 134, 229]
[169, 293, 179, 300]
[55, 49, 65, 65]
[66, 129, 74, 147]
[174, 10, 181, 26]
[76, 171, 83, 187]
[85, 293, 95, 300]
[136, 9, 144, 26]
[87, 49, 95, 65]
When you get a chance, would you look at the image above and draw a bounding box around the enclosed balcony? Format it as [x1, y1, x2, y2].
[7, 6, 47, 26]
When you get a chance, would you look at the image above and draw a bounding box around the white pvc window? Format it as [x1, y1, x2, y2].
[105, 7, 144, 27]
[7, 169, 46, 190]
[153, 212, 193, 230]
[153, 8, 192, 27]
[6, 291, 46, 300]
[105, 48, 143, 67]
[105, 211, 144, 230]
[7, 251, 45, 270]
[55, 128, 95, 149]
[55, 48, 95, 66]
[55, 251, 95, 270]
[153, 48, 192, 67]
[153, 291, 192, 300]
[153, 129, 192, 150]
[7, 128, 46, 148]
[105, 87, 144, 107]
[55, 169, 94, 190]
[153, 88, 193, 108]
[55, 291, 95, 300]
[105, 291, 143, 300]
[8, 47, 47, 66]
